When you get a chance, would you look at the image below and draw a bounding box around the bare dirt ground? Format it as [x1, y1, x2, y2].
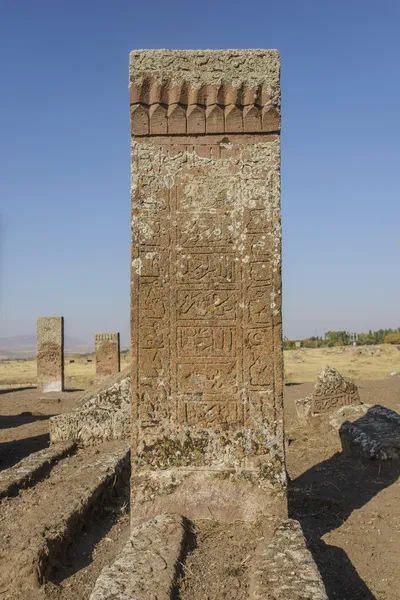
[179, 520, 262, 600]
[0, 368, 399, 598]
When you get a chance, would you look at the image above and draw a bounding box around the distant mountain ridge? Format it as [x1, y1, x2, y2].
[0, 334, 93, 358]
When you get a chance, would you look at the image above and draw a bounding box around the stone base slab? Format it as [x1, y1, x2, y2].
[132, 467, 287, 525]
[249, 518, 328, 599]
[89, 514, 187, 600]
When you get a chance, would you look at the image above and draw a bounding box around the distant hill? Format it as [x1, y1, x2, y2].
[0, 334, 93, 358]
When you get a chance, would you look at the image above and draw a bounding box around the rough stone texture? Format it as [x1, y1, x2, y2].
[36, 316, 64, 392]
[50, 366, 130, 445]
[89, 514, 186, 600]
[340, 404, 400, 460]
[95, 332, 121, 378]
[312, 365, 360, 414]
[294, 395, 313, 426]
[249, 519, 328, 599]
[0, 442, 75, 499]
[130, 49, 285, 524]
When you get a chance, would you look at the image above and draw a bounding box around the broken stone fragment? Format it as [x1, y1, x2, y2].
[294, 395, 313, 426]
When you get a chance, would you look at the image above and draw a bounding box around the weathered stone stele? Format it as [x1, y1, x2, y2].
[36, 316, 64, 392]
[95, 332, 121, 378]
[130, 49, 285, 523]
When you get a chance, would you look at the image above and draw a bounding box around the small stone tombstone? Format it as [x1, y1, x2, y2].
[36, 316, 64, 393]
[95, 333, 120, 378]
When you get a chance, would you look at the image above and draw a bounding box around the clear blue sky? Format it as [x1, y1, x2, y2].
[1, 0, 399, 345]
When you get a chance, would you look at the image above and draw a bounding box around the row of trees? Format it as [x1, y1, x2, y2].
[284, 328, 400, 349]
[325, 329, 400, 346]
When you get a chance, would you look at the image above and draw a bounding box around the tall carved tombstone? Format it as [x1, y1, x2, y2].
[95, 332, 121, 378]
[37, 316, 64, 392]
[130, 50, 285, 524]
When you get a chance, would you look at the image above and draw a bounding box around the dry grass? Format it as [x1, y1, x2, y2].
[0, 346, 399, 388]
[0, 353, 131, 389]
[284, 344, 400, 383]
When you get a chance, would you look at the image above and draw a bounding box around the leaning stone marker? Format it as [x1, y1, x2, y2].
[95, 332, 120, 378]
[130, 49, 285, 523]
[37, 316, 64, 392]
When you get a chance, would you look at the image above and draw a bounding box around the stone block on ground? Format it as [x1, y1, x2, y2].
[89, 514, 186, 600]
[340, 404, 400, 460]
[50, 366, 130, 445]
[312, 365, 360, 414]
[249, 519, 328, 599]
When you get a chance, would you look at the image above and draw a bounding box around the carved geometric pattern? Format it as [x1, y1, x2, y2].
[130, 80, 280, 135]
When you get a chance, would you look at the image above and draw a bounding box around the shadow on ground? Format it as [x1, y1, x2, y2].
[0, 433, 50, 470]
[289, 439, 400, 599]
[0, 412, 54, 430]
[0, 386, 36, 394]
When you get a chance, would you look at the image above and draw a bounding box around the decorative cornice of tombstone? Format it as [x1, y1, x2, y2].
[129, 49, 281, 136]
